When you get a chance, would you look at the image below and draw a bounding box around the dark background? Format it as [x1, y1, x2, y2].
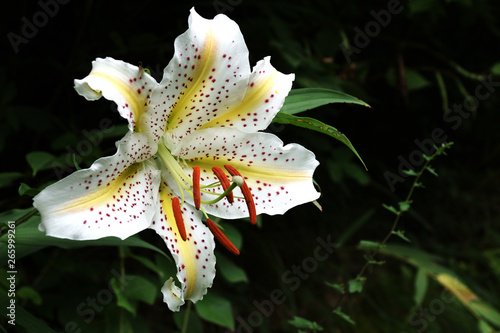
[2, 0, 500, 332]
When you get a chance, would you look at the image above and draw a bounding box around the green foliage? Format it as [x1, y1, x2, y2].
[195, 293, 234, 330]
[25, 152, 56, 177]
[280, 88, 370, 115]
[288, 316, 324, 332]
[273, 113, 366, 169]
[333, 308, 356, 326]
[347, 276, 365, 294]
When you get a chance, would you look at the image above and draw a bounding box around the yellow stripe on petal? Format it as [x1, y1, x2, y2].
[198, 69, 280, 130]
[33, 133, 160, 241]
[166, 29, 216, 130]
[158, 186, 199, 298]
[88, 72, 146, 128]
[167, 128, 319, 220]
[74, 57, 158, 132]
[150, 178, 216, 311]
[150, 9, 250, 149]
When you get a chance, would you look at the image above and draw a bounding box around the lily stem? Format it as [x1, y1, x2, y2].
[118, 246, 126, 333]
[181, 301, 192, 333]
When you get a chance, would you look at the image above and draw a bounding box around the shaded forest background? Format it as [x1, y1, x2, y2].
[1, 0, 500, 332]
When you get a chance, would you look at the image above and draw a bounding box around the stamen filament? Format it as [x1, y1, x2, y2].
[206, 219, 240, 255]
[172, 197, 187, 241]
[193, 166, 201, 210]
[212, 166, 234, 203]
[224, 165, 257, 224]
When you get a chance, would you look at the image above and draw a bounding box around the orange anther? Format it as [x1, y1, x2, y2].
[212, 166, 234, 203]
[193, 166, 201, 210]
[172, 197, 187, 241]
[224, 165, 257, 224]
[206, 219, 240, 255]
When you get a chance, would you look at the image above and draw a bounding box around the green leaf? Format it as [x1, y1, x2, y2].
[111, 277, 137, 315]
[380, 245, 500, 328]
[392, 230, 411, 242]
[272, 112, 366, 170]
[217, 253, 248, 284]
[348, 277, 365, 293]
[333, 307, 355, 325]
[405, 70, 432, 91]
[382, 204, 399, 215]
[366, 258, 386, 265]
[478, 319, 495, 333]
[402, 169, 418, 176]
[18, 183, 40, 197]
[386, 68, 431, 91]
[398, 201, 411, 212]
[413, 268, 428, 306]
[26, 151, 56, 176]
[154, 253, 176, 282]
[72, 154, 82, 170]
[491, 62, 500, 75]
[195, 293, 234, 330]
[288, 316, 324, 331]
[0, 172, 23, 188]
[325, 281, 345, 294]
[312, 200, 323, 212]
[358, 240, 380, 249]
[469, 300, 500, 328]
[121, 276, 157, 305]
[129, 253, 163, 275]
[0, 208, 35, 226]
[17, 286, 43, 306]
[280, 88, 370, 115]
[426, 166, 438, 176]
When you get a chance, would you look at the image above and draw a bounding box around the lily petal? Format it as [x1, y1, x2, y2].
[150, 8, 251, 148]
[74, 57, 158, 133]
[150, 178, 216, 311]
[169, 127, 320, 219]
[198, 56, 294, 132]
[33, 132, 160, 240]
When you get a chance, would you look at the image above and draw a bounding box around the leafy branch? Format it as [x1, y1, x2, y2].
[359, 141, 453, 278]
[328, 142, 454, 324]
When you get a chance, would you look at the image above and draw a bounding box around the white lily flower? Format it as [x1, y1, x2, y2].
[33, 8, 320, 312]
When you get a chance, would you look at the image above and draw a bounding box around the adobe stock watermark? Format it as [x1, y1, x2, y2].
[51, 118, 115, 180]
[235, 234, 338, 333]
[385, 74, 500, 191]
[58, 269, 135, 333]
[339, 0, 408, 64]
[401, 283, 458, 333]
[213, 0, 243, 14]
[5, 221, 17, 326]
[7, 0, 71, 54]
